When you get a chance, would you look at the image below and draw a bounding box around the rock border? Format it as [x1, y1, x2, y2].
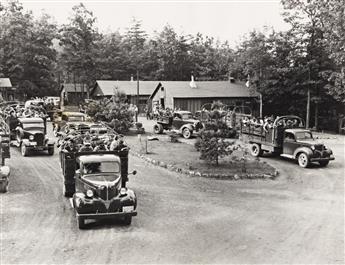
[130, 149, 279, 180]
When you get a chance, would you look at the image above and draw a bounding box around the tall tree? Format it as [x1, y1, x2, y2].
[0, 0, 57, 97]
[59, 3, 100, 91]
[155, 25, 193, 80]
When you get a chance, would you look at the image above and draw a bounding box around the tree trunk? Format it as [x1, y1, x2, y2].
[306, 87, 310, 129]
[314, 101, 318, 131]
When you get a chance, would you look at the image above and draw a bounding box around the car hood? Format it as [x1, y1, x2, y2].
[23, 130, 44, 135]
[297, 139, 324, 146]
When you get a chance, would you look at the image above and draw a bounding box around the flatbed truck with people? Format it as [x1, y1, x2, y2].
[240, 115, 335, 168]
[59, 129, 137, 229]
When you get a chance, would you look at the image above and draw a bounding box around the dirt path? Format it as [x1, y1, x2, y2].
[1, 124, 343, 264]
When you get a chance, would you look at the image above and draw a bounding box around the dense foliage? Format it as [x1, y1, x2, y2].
[0, 0, 344, 128]
[85, 91, 134, 134]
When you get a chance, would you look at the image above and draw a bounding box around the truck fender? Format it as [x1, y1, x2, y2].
[15, 127, 24, 138]
[180, 124, 193, 133]
[21, 139, 30, 147]
[293, 146, 313, 159]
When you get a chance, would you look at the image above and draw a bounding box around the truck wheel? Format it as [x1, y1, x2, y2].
[48, 146, 54, 156]
[182, 128, 192, 139]
[319, 160, 329, 167]
[123, 216, 132, 225]
[21, 145, 29, 157]
[77, 216, 86, 229]
[250, 143, 262, 157]
[298, 153, 309, 168]
[153, 124, 163, 134]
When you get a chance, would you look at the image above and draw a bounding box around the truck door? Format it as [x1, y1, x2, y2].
[283, 132, 298, 156]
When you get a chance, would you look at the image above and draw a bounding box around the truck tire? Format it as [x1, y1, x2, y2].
[77, 216, 86, 229]
[21, 145, 30, 157]
[182, 128, 192, 139]
[319, 160, 329, 167]
[123, 216, 132, 225]
[153, 124, 163, 134]
[250, 143, 262, 157]
[48, 146, 54, 156]
[297, 153, 309, 168]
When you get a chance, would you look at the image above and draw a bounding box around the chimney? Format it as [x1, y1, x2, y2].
[190, 75, 197, 88]
[130, 75, 134, 82]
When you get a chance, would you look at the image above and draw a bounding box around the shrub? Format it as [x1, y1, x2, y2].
[85, 96, 134, 134]
[197, 130, 238, 165]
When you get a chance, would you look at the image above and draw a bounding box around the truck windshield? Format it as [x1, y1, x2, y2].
[181, 113, 193, 119]
[295, 132, 313, 140]
[23, 123, 44, 132]
[68, 116, 85, 122]
[83, 161, 120, 175]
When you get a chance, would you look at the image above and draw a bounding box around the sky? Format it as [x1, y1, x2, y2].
[19, 0, 290, 47]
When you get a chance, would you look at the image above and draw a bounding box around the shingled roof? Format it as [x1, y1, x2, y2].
[92, 80, 158, 96]
[150, 81, 258, 99]
[0, 78, 12, 88]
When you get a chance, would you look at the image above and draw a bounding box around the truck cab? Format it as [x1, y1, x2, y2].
[281, 129, 334, 167]
[15, 117, 55, 156]
[60, 149, 137, 229]
[73, 154, 137, 228]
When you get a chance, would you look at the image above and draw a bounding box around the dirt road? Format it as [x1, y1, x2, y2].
[1, 125, 344, 264]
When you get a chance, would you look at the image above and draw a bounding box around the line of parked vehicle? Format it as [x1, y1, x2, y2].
[0, 100, 138, 228]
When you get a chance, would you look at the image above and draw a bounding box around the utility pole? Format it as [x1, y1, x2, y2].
[259, 93, 263, 119]
[306, 67, 311, 129]
[136, 69, 139, 122]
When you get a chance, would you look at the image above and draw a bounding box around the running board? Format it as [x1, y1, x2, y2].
[280, 154, 294, 159]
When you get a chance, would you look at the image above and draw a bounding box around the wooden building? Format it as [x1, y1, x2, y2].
[61, 83, 88, 105]
[149, 77, 259, 114]
[0, 78, 15, 101]
[90, 80, 158, 113]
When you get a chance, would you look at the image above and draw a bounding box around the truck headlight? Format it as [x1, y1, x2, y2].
[29, 135, 34, 141]
[86, 189, 93, 198]
[120, 187, 127, 196]
[311, 145, 315, 151]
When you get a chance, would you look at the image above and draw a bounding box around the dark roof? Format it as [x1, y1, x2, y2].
[0, 78, 12, 88]
[92, 80, 158, 96]
[62, 83, 88, 93]
[150, 81, 258, 99]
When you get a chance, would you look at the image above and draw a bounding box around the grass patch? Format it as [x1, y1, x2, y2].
[125, 133, 275, 177]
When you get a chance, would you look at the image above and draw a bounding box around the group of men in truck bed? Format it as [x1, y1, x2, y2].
[58, 128, 127, 154]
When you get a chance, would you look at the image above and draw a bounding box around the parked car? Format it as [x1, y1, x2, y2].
[241, 115, 335, 168]
[53, 111, 88, 136]
[15, 117, 55, 156]
[153, 111, 204, 139]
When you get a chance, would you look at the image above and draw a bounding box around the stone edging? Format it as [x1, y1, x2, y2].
[130, 150, 279, 180]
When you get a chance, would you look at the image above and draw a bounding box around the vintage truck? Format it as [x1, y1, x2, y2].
[153, 111, 204, 139]
[14, 117, 55, 156]
[60, 148, 137, 228]
[240, 115, 335, 168]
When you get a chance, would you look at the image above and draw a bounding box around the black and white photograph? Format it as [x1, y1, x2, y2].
[0, 0, 344, 264]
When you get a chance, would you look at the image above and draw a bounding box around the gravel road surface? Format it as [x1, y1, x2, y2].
[1, 124, 344, 264]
